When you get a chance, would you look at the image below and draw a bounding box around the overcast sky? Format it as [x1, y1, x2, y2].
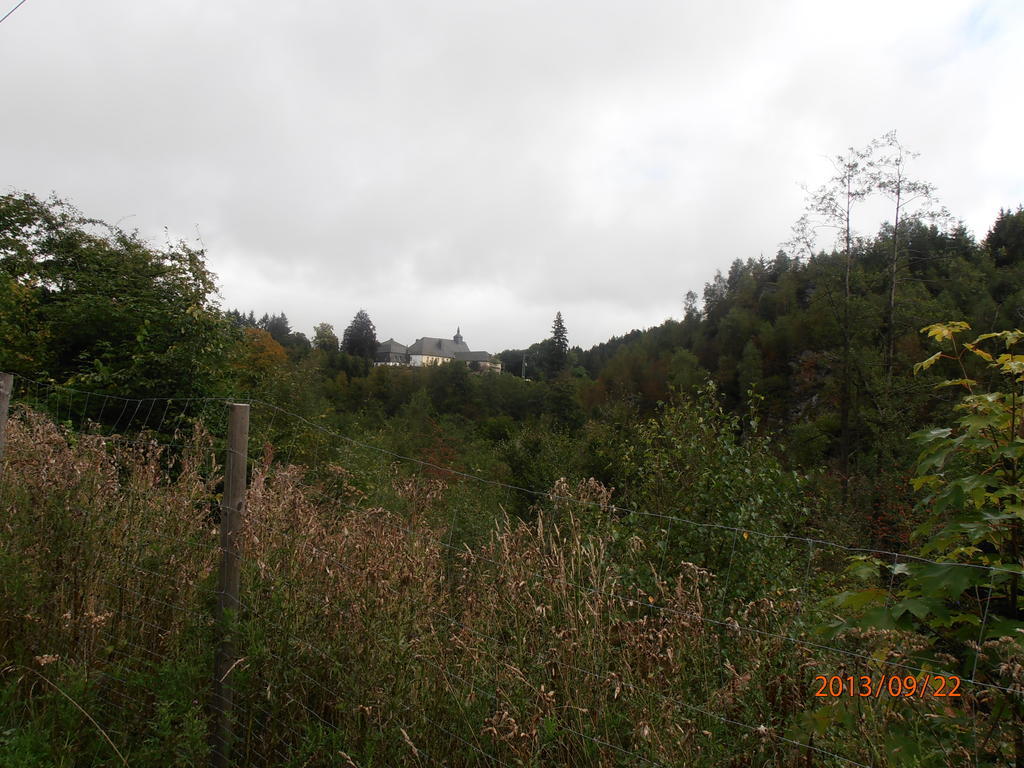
[4, 1, 1022, 351]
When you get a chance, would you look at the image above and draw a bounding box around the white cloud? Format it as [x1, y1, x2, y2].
[2, 0, 1020, 350]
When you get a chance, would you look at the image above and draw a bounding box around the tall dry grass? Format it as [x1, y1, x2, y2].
[2, 405, 989, 767]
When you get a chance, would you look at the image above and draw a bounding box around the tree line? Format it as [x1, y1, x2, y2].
[2, 134, 1022, 503]
[4, 132, 1024, 764]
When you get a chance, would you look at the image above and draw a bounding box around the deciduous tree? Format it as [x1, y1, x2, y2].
[313, 322, 339, 353]
[870, 131, 947, 379]
[791, 140, 876, 497]
[0, 191, 231, 399]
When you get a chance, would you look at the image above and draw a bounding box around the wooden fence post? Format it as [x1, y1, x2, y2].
[211, 402, 249, 768]
[0, 373, 12, 469]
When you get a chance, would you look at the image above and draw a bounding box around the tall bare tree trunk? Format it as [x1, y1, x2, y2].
[886, 178, 902, 382]
[841, 184, 852, 504]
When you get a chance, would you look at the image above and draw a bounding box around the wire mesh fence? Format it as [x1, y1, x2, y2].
[1, 372, 1021, 767]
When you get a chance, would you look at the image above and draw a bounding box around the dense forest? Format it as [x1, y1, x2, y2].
[5, 187, 1021, 539]
[2, 163, 1024, 766]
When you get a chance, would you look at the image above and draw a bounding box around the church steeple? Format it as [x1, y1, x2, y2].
[454, 326, 463, 345]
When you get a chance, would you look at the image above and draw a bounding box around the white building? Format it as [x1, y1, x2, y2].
[376, 328, 501, 372]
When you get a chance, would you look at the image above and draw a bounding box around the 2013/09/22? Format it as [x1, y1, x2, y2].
[813, 675, 961, 698]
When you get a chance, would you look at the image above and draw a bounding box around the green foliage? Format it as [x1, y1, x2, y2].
[545, 311, 569, 378]
[576, 204, 1024, 504]
[500, 422, 587, 517]
[826, 322, 1024, 765]
[426, 359, 472, 414]
[613, 383, 812, 601]
[984, 205, 1024, 269]
[543, 373, 585, 432]
[0, 192, 232, 402]
[7, 182, 1024, 767]
[261, 312, 294, 346]
[736, 339, 763, 404]
[665, 347, 706, 395]
[341, 309, 378, 360]
[311, 322, 339, 353]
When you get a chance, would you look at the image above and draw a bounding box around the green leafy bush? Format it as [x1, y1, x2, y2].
[826, 323, 1024, 765]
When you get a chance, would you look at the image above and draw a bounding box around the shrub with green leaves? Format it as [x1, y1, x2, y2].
[826, 322, 1024, 766]
[612, 383, 814, 603]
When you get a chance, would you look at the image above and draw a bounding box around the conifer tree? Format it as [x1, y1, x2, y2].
[552, 312, 568, 357]
[342, 309, 378, 359]
[547, 311, 569, 377]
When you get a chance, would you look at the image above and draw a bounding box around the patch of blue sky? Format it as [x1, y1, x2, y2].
[961, 0, 1017, 48]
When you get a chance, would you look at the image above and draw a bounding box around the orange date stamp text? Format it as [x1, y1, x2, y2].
[813, 674, 961, 699]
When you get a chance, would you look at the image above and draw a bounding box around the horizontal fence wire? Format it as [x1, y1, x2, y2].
[292, 496, 989, 767]
[248, 399, 1023, 697]
[278, 525, 875, 768]
[248, 398, 1024, 578]
[241, 397, 1022, 766]
[3, 376, 1021, 768]
[240, 555, 665, 767]
[7, 373, 238, 446]
[243, 509, 822, 762]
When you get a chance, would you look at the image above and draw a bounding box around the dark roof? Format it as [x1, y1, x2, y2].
[454, 350, 495, 362]
[407, 336, 472, 358]
[376, 338, 409, 363]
